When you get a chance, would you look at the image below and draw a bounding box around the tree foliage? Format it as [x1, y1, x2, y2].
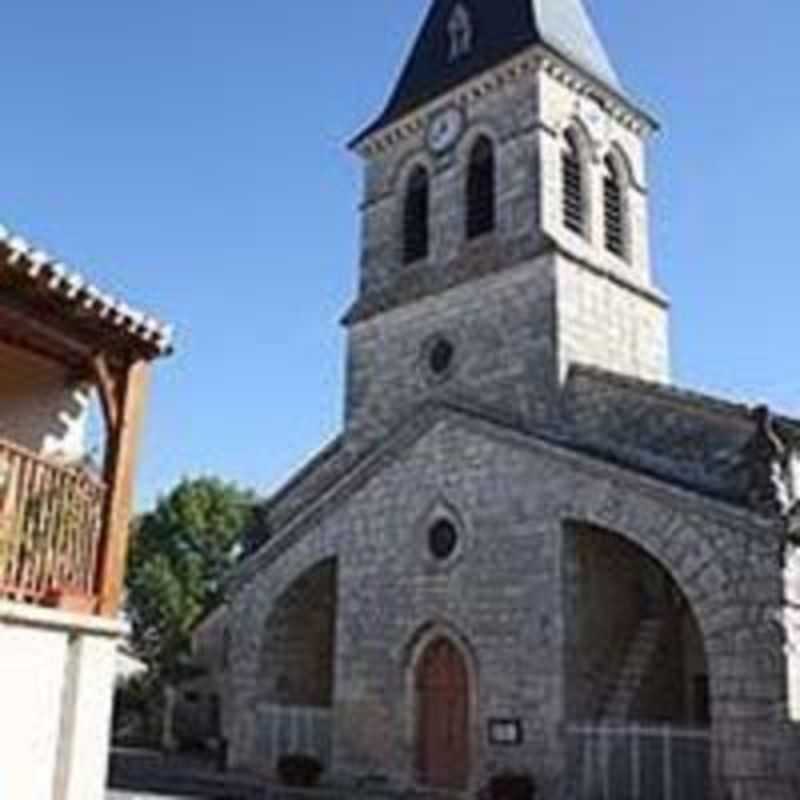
[126, 477, 256, 681]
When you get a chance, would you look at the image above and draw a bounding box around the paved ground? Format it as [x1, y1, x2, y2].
[107, 793, 207, 800]
[106, 751, 455, 800]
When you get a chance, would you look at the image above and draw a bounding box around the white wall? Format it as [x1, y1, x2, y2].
[0, 618, 67, 799]
[0, 602, 123, 800]
[0, 342, 89, 459]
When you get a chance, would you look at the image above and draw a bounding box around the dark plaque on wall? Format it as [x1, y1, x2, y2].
[489, 718, 524, 746]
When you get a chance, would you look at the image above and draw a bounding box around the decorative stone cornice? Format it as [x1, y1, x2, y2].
[352, 44, 657, 159]
[343, 234, 553, 326]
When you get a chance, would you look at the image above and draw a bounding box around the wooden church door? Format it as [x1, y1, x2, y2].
[416, 637, 470, 790]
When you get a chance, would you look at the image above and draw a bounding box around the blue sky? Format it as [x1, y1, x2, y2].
[1, 1, 799, 508]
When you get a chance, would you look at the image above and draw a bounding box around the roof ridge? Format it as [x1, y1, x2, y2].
[569, 364, 800, 436]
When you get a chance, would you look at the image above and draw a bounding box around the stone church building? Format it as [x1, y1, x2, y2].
[223, 1, 800, 797]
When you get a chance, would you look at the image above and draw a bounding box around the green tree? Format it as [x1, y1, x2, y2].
[126, 477, 256, 682]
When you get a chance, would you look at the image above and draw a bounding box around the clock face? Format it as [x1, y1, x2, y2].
[426, 107, 464, 154]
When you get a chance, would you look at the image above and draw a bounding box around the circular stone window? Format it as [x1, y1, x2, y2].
[428, 337, 455, 377]
[429, 519, 459, 561]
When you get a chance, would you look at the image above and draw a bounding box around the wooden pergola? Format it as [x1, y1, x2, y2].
[0, 226, 172, 616]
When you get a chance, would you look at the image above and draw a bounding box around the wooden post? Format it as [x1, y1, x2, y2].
[95, 358, 151, 617]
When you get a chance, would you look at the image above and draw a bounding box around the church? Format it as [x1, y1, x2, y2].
[222, 2, 800, 797]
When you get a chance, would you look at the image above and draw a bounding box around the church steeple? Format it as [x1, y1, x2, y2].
[344, 2, 667, 445]
[354, 0, 624, 145]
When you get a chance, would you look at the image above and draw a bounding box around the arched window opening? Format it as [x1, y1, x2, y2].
[604, 155, 627, 259]
[466, 137, 496, 240]
[404, 166, 430, 264]
[562, 129, 586, 236]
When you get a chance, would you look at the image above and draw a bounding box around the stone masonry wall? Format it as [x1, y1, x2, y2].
[554, 252, 670, 384]
[345, 256, 559, 444]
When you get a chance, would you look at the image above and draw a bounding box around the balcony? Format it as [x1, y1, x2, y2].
[0, 438, 107, 611]
[0, 226, 172, 617]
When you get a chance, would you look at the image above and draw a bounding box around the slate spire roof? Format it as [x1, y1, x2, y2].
[355, 0, 623, 144]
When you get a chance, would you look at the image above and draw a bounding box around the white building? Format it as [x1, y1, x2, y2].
[0, 225, 172, 800]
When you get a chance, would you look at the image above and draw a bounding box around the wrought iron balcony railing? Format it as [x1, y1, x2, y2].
[0, 438, 107, 609]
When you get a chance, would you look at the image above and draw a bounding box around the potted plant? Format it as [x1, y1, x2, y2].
[277, 754, 324, 788]
[43, 584, 97, 614]
[488, 772, 537, 800]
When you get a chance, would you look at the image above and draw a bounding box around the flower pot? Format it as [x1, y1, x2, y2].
[489, 773, 536, 800]
[277, 754, 324, 787]
[43, 587, 96, 614]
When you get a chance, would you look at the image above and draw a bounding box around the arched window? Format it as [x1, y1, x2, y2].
[603, 154, 627, 259]
[562, 129, 586, 236]
[466, 136, 496, 240]
[404, 166, 430, 264]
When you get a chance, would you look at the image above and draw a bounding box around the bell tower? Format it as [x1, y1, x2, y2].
[344, 0, 668, 443]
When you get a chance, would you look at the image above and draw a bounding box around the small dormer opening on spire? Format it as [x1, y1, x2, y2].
[448, 4, 473, 63]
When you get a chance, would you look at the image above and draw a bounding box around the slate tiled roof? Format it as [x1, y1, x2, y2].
[569, 364, 800, 442]
[0, 223, 173, 358]
[354, 0, 623, 144]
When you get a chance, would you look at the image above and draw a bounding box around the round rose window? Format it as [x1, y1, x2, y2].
[429, 337, 455, 376]
[429, 519, 458, 561]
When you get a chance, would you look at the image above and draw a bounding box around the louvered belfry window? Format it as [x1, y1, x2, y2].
[604, 155, 626, 258]
[404, 166, 430, 264]
[562, 130, 585, 236]
[467, 136, 496, 240]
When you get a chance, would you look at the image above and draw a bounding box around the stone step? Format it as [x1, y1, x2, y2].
[602, 618, 664, 721]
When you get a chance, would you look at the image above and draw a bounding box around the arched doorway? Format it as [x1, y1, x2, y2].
[415, 637, 470, 790]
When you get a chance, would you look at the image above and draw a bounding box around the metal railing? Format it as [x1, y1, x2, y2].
[0, 438, 106, 605]
[258, 704, 334, 772]
[565, 723, 711, 800]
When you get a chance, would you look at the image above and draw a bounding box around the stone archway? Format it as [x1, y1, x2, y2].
[558, 476, 792, 800]
[243, 556, 339, 776]
[259, 557, 338, 709]
[415, 636, 471, 790]
[564, 521, 710, 726]
[563, 521, 714, 797]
